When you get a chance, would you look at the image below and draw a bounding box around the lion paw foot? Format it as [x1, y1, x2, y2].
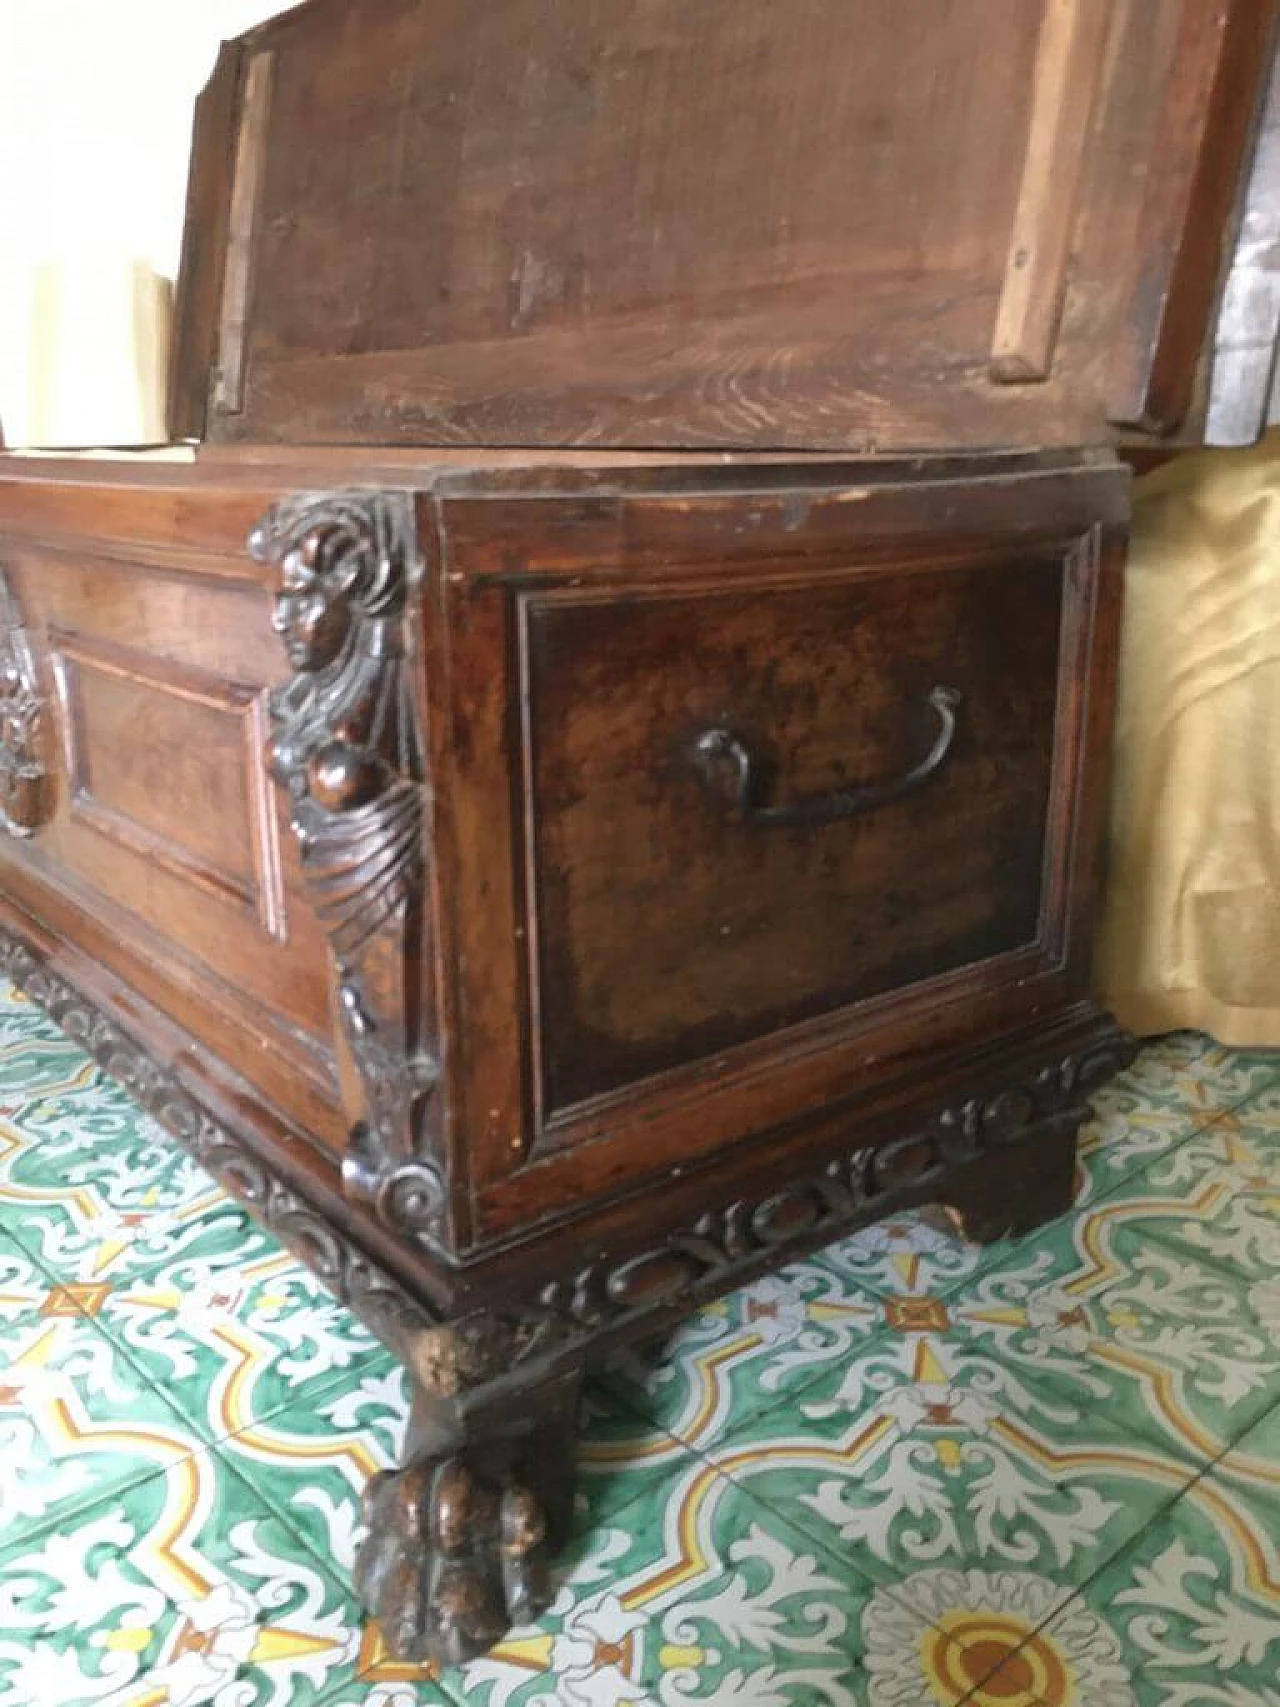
[354, 1453, 554, 1666]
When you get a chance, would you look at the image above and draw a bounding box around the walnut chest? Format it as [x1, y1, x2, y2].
[2, 0, 1277, 1667]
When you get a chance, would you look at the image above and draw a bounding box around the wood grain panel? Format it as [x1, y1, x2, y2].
[1107, 0, 1279, 431]
[208, 0, 1076, 449]
[48, 630, 284, 937]
[212, 49, 275, 418]
[168, 40, 244, 441]
[0, 473, 342, 1130]
[427, 460, 1129, 1234]
[990, 0, 1112, 382]
[521, 554, 1064, 1118]
[172, 0, 1277, 452]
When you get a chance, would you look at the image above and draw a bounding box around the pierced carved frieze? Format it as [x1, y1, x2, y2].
[518, 1032, 1136, 1352]
[0, 912, 1136, 1403]
[0, 568, 49, 837]
[0, 928, 435, 1352]
[249, 490, 446, 1249]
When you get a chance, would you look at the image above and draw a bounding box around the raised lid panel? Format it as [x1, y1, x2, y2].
[179, 0, 1275, 450]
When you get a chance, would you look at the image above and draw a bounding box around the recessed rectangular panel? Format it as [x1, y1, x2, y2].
[0, 479, 346, 1161]
[522, 552, 1064, 1118]
[51, 633, 283, 934]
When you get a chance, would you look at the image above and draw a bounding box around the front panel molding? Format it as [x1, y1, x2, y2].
[47, 628, 285, 936]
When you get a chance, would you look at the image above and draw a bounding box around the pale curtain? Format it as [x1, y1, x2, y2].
[1097, 435, 1280, 1045]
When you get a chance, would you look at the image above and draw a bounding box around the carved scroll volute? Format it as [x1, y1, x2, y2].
[249, 491, 446, 1249]
[0, 568, 50, 838]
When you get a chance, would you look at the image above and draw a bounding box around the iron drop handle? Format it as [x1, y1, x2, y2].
[689, 684, 961, 828]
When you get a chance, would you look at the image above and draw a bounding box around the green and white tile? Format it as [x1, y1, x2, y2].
[699, 1319, 1203, 1635]
[0, 1125, 285, 1288]
[578, 1382, 701, 1519]
[0, 1040, 104, 1106]
[1076, 1111, 1280, 1340]
[810, 1208, 997, 1304]
[0, 1447, 377, 1707]
[1013, 1457, 1280, 1706]
[599, 1262, 884, 1450]
[4, 970, 1280, 1707]
[219, 1355, 700, 1610]
[86, 1246, 392, 1447]
[940, 1209, 1280, 1464]
[1207, 1396, 1280, 1523]
[1106, 1032, 1279, 1124]
[1223, 1080, 1280, 1176]
[0, 1284, 203, 1552]
[0, 983, 80, 1059]
[208, 1352, 409, 1584]
[1074, 1033, 1280, 1206]
[0, 1231, 56, 1325]
[384, 1465, 884, 1707]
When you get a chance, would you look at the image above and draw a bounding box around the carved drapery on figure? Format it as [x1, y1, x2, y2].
[0, 568, 49, 837]
[249, 490, 446, 1247]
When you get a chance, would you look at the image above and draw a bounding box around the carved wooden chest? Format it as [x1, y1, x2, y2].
[2, 0, 1277, 1668]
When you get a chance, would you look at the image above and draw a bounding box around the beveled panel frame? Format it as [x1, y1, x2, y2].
[514, 543, 1073, 1136]
[47, 628, 285, 938]
[427, 463, 1128, 1248]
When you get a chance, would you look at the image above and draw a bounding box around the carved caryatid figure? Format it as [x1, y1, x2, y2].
[258, 491, 423, 952]
[251, 492, 572, 1663]
[249, 491, 445, 1244]
[0, 569, 49, 838]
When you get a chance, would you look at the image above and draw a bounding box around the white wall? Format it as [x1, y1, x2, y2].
[0, 0, 297, 443]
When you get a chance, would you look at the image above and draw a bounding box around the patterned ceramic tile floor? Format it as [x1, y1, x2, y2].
[1, 977, 1279, 1707]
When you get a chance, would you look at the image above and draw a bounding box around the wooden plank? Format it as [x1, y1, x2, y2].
[1205, 42, 1280, 444]
[990, 0, 1113, 384]
[211, 48, 275, 418]
[1108, 0, 1279, 432]
[166, 41, 243, 441]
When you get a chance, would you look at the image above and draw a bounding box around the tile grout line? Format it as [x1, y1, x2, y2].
[944, 1438, 1259, 1703]
[5, 990, 1279, 1702]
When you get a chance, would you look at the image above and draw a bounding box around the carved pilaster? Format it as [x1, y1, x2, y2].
[249, 490, 446, 1249]
[0, 568, 49, 837]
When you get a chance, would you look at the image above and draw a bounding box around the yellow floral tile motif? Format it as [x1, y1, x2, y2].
[862, 1568, 1135, 1706]
[2, 975, 1280, 1706]
[0, 1452, 385, 1707]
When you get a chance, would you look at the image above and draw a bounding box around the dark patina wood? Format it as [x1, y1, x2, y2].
[4, 0, 1277, 1669]
[171, 0, 1278, 452]
[0, 568, 50, 837]
[0, 448, 1135, 1658]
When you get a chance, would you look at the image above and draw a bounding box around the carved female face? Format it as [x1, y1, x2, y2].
[272, 547, 350, 672]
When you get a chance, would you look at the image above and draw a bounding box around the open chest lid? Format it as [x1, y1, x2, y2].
[171, 0, 1277, 454]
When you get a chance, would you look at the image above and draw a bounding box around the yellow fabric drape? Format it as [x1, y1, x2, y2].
[1096, 433, 1280, 1045]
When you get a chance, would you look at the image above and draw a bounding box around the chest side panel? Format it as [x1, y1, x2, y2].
[431, 463, 1128, 1242]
